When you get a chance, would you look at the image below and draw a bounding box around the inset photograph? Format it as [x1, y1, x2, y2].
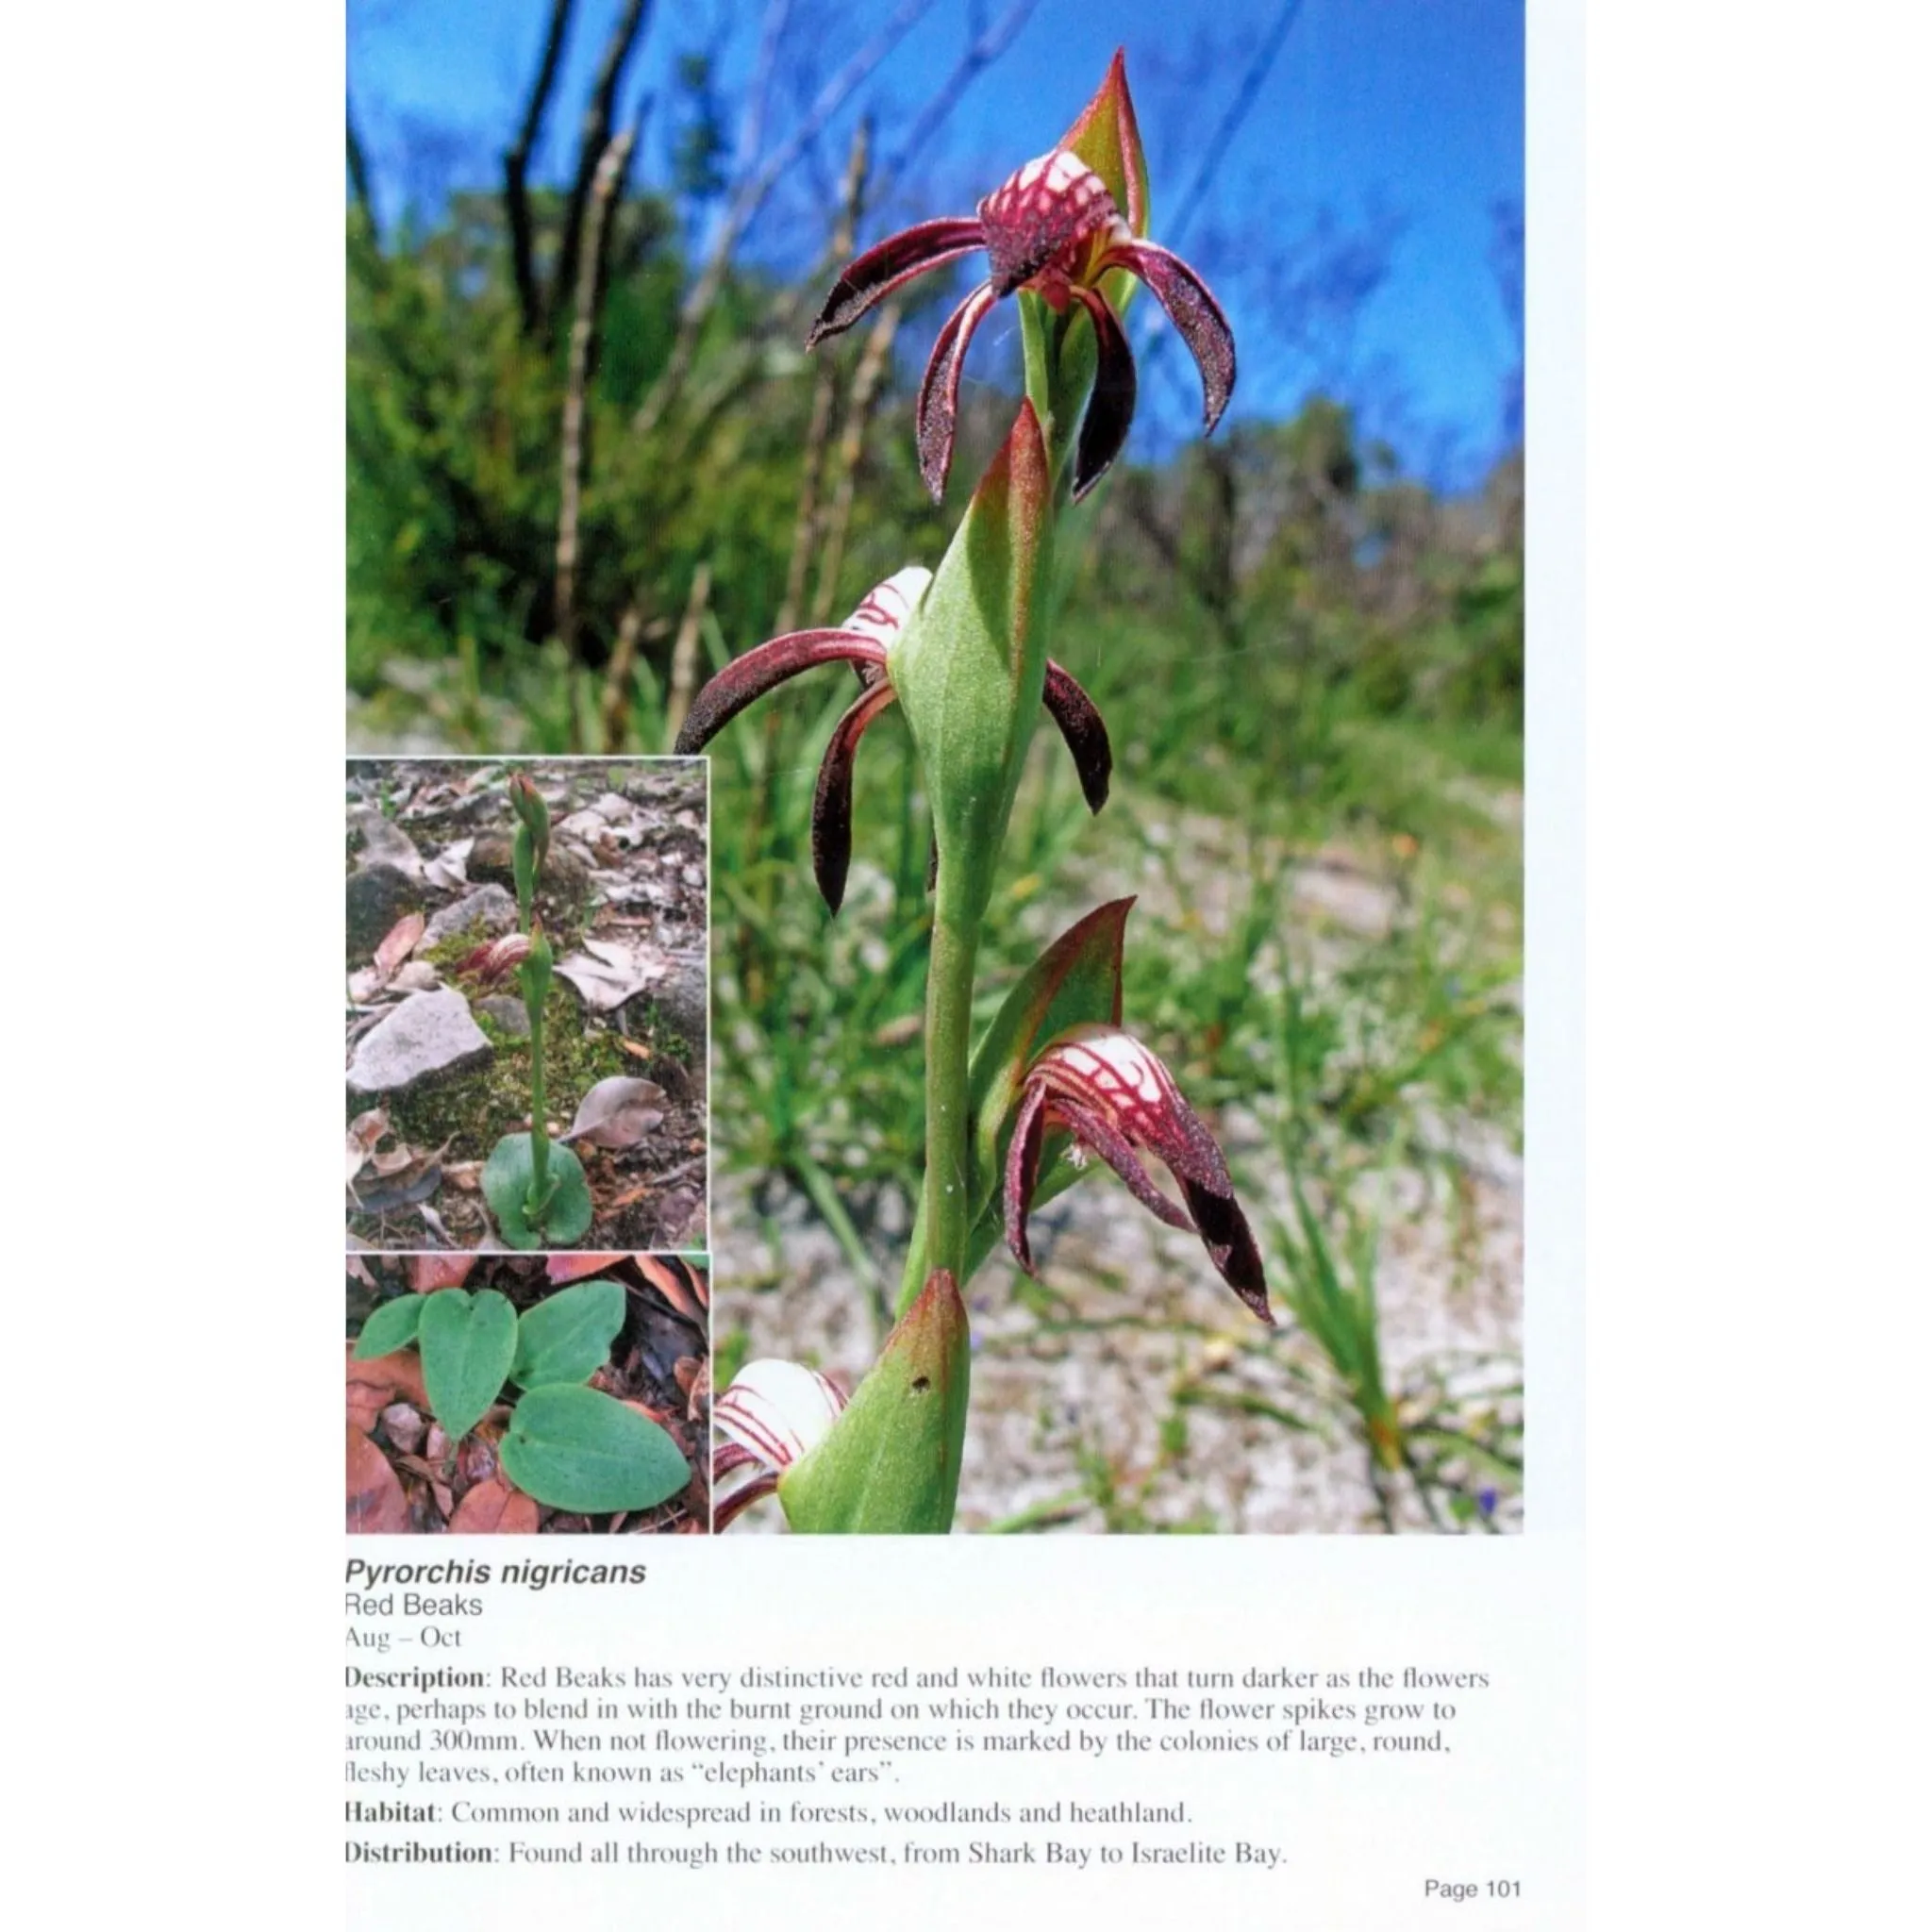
[345, 758, 708, 1251]
[346, 1253, 710, 1534]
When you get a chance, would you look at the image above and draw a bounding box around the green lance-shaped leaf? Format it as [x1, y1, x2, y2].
[417, 1289, 518, 1442]
[353, 1293, 427, 1359]
[897, 899, 1133, 1310]
[510, 1277, 626, 1389]
[779, 1270, 971, 1534]
[499, 1384, 691, 1514]
[968, 897, 1131, 1198]
[887, 400, 1054, 935]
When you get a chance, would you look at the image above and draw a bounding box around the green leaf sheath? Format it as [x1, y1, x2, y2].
[898, 899, 1133, 1314]
[512, 823, 537, 930]
[780, 1271, 971, 1534]
[517, 943, 555, 1220]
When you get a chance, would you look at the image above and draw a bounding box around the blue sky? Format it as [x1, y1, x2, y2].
[349, 0, 1523, 487]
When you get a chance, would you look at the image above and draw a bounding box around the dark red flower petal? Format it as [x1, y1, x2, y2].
[1041, 660, 1112, 812]
[1100, 240, 1236, 433]
[1001, 1080, 1052, 1275]
[672, 630, 886, 754]
[916, 282, 998, 502]
[1069, 283, 1139, 501]
[1177, 1178, 1273, 1324]
[712, 1469, 779, 1533]
[1052, 1094, 1196, 1235]
[806, 217, 987, 346]
[1030, 1026, 1272, 1322]
[809, 679, 898, 915]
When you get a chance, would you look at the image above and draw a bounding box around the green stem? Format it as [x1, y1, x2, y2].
[914, 856, 979, 1308]
[526, 988, 554, 1220]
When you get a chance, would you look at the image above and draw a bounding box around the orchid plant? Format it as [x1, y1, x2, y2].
[692, 56, 1265, 1533]
[479, 773, 593, 1246]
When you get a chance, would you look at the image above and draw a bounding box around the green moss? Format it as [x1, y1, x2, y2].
[624, 998, 694, 1066]
[371, 987, 633, 1157]
[420, 921, 495, 971]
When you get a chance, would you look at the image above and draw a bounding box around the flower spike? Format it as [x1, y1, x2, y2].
[1003, 1023, 1272, 1324]
[673, 567, 1113, 911]
[806, 55, 1233, 502]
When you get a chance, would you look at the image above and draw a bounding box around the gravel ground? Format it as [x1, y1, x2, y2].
[713, 1109, 1522, 1534]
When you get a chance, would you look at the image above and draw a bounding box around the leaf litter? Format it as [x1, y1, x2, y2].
[345, 1255, 711, 1535]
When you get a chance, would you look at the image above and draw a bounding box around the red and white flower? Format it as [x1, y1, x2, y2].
[805, 58, 1234, 503]
[1003, 1023, 1271, 1324]
[672, 566, 1110, 912]
[711, 1359, 849, 1530]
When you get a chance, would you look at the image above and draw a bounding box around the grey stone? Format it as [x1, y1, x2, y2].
[650, 952, 708, 1052]
[346, 864, 423, 962]
[476, 995, 532, 1038]
[346, 991, 493, 1097]
[423, 884, 519, 947]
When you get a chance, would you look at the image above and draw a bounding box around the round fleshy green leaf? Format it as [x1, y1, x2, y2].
[417, 1289, 518, 1441]
[511, 1278, 626, 1389]
[353, 1294, 426, 1359]
[483, 1134, 593, 1249]
[498, 1385, 690, 1514]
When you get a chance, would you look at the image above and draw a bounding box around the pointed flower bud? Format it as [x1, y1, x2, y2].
[508, 771, 551, 867]
[1004, 1024, 1272, 1324]
[806, 51, 1233, 501]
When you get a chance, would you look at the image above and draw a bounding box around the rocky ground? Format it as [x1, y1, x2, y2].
[345, 759, 710, 1252]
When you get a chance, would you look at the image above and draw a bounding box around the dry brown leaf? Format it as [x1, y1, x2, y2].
[636, 1256, 704, 1322]
[677, 1355, 711, 1422]
[375, 912, 426, 978]
[558, 1076, 667, 1150]
[617, 1038, 656, 1060]
[346, 1109, 390, 1184]
[347, 1426, 411, 1533]
[449, 1475, 540, 1534]
[423, 837, 475, 893]
[408, 1255, 475, 1292]
[544, 1253, 629, 1285]
[347, 1343, 431, 1435]
[443, 1161, 483, 1193]
[553, 938, 672, 1011]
